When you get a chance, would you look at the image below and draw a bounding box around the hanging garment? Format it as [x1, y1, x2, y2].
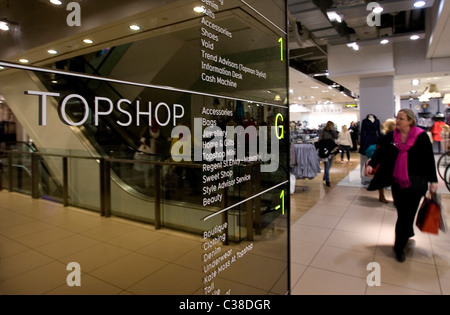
[292, 144, 321, 179]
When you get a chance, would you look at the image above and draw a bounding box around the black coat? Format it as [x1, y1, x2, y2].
[367, 131, 437, 191]
[359, 115, 381, 155]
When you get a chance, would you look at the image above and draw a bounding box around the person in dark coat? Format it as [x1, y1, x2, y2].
[365, 109, 438, 262]
[318, 121, 338, 187]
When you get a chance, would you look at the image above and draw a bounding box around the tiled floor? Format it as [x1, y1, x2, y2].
[291, 155, 450, 295]
[1, 152, 449, 295]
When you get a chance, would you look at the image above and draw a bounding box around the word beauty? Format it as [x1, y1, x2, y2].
[25, 91, 185, 127]
[170, 119, 281, 172]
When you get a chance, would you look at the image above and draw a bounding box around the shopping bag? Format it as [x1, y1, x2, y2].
[416, 193, 441, 234]
[431, 191, 448, 233]
[290, 173, 296, 194]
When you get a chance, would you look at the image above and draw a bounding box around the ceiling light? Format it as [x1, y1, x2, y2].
[428, 83, 441, 98]
[0, 21, 9, 31]
[346, 42, 359, 51]
[410, 35, 420, 40]
[48, 49, 58, 55]
[83, 39, 94, 44]
[443, 94, 450, 105]
[411, 79, 420, 86]
[274, 94, 282, 101]
[194, 6, 205, 13]
[19, 59, 29, 64]
[380, 39, 389, 44]
[418, 94, 429, 102]
[0, 66, 4, 70]
[50, 0, 63, 5]
[373, 6, 384, 14]
[129, 25, 141, 31]
[326, 11, 343, 23]
[414, 1, 426, 8]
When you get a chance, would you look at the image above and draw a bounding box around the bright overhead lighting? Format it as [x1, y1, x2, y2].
[48, 49, 58, 55]
[414, 1, 426, 8]
[411, 79, 420, 86]
[373, 6, 384, 14]
[380, 39, 389, 44]
[83, 39, 94, 44]
[410, 35, 420, 40]
[443, 94, 450, 105]
[19, 59, 29, 64]
[326, 11, 343, 23]
[194, 6, 205, 13]
[346, 42, 359, 51]
[129, 25, 141, 31]
[0, 21, 9, 31]
[50, 0, 63, 5]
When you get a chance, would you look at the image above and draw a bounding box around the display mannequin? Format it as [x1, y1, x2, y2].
[431, 117, 447, 153]
[359, 114, 381, 155]
[359, 114, 381, 185]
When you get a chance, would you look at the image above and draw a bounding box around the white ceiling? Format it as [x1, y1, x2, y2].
[288, 0, 450, 107]
[1, 0, 450, 108]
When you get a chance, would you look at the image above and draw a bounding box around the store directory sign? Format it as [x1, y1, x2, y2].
[0, 0, 289, 295]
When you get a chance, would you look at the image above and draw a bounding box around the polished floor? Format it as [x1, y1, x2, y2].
[0, 152, 449, 295]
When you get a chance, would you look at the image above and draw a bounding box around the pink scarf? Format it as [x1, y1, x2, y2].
[393, 126, 424, 188]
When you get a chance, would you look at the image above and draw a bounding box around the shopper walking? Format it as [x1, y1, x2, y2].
[337, 125, 352, 163]
[318, 121, 338, 187]
[365, 109, 438, 262]
[349, 121, 359, 151]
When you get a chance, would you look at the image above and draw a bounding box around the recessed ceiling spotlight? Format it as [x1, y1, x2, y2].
[346, 42, 359, 51]
[19, 59, 29, 64]
[373, 6, 384, 14]
[83, 39, 94, 44]
[414, 1, 426, 8]
[410, 35, 420, 40]
[0, 21, 9, 31]
[48, 49, 58, 55]
[50, 0, 63, 5]
[411, 79, 420, 86]
[194, 6, 205, 13]
[129, 25, 141, 31]
[380, 39, 389, 44]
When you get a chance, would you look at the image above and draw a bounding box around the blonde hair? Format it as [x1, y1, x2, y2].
[398, 109, 417, 127]
[382, 118, 395, 134]
[341, 125, 348, 133]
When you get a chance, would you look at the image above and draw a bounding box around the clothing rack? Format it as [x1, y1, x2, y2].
[290, 143, 321, 192]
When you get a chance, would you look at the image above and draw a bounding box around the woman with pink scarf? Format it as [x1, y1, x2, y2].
[365, 109, 438, 262]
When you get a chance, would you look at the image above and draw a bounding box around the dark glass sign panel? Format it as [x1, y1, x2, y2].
[0, 0, 289, 295]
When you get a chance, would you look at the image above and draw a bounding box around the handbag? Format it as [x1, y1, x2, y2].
[416, 192, 441, 234]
